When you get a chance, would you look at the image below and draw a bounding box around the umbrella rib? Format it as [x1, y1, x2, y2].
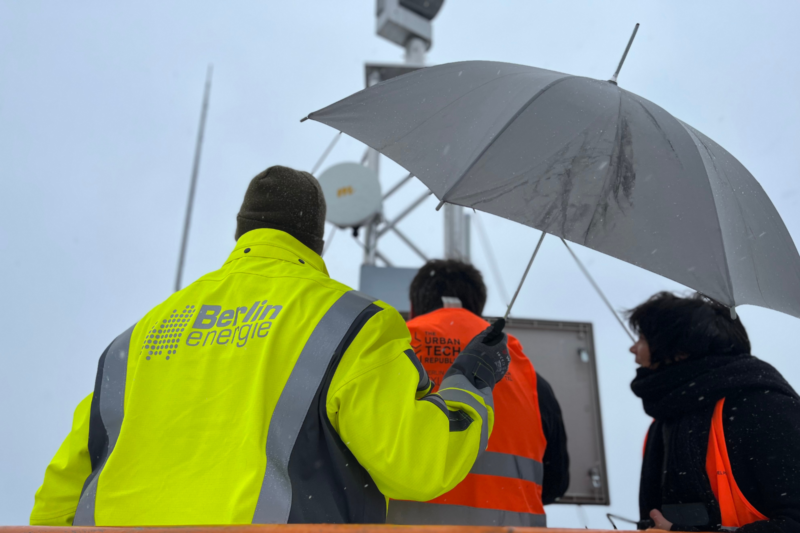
[435, 75, 574, 211]
[312, 68, 522, 160]
[677, 121, 737, 307]
[631, 97, 681, 163]
[392, 70, 521, 148]
[582, 91, 627, 240]
[561, 238, 635, 342]
[454, 110, 616, 209]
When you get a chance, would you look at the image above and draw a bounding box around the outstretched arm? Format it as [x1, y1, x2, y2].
[328, 304, 506, 502]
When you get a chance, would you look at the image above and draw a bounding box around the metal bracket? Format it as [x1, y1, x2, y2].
[590, 466, 602, 489]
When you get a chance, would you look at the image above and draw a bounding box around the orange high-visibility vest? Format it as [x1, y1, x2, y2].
[706, 398, 768, 529]
[387, 307, 547, 527]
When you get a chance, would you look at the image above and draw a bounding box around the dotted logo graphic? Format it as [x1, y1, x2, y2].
[144, 305, 196, 361]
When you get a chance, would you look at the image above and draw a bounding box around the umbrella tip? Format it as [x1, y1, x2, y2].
[609, 23, 640, 85]
[435, 199, 446, 211]
[300, 116, 309, 123]
[730, 306, 738, 320]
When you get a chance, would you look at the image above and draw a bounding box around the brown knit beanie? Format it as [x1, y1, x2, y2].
[235, 166, 326, 255]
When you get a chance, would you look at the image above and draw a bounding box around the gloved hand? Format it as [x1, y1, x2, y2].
[443, 319, 510, 390]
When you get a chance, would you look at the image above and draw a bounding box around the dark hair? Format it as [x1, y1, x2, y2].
[626, 292, 750, 364]
[409, 260, 487, 317]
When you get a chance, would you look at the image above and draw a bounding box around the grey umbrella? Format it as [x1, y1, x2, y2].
[305, 59, 800, 320]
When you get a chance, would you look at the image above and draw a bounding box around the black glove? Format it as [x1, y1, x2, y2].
[443, 319, 510, 390]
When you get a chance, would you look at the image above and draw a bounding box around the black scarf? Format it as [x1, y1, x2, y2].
[631, 355, 797, 529]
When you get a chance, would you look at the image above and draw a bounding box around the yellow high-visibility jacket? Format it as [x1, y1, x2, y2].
[30, 229, 494, 526]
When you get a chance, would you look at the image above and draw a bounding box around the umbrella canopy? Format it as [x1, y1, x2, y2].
[307, 60, 800, 319]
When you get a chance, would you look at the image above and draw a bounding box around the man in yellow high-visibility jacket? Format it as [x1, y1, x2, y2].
[30, 166, 509, 526]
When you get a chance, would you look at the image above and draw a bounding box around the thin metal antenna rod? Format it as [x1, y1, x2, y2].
[609, 23, 640, 85]
[561, 238, 635, 341]
[311, 131, 342, 175]
[175, 64, 213, 293]
[504, 231, 546, 321]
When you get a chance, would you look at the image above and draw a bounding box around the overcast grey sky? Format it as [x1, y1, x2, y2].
[2, 0, 800, 527]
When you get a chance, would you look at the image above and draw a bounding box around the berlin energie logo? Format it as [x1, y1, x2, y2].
[186, 300, 283, 349]
[143, 300, 283, 361]
[144, 305, 196, 360]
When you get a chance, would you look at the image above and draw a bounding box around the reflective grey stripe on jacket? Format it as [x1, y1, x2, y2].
[386, 451, 545, 526]
[387, 500, 546, 527]
[404, 349, 431, 393]
[252, 290, 376, 524]
[439, 373, 494, 411]
[437, 373, 493, 453]
[471, 450, 544, 485]
[388, 371, 546, 528]
[73, 324, 136, 526]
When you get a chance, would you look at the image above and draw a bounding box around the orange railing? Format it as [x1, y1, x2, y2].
[0, 526, 616, 533]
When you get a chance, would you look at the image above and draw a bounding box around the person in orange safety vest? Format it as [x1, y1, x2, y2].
[630, 292, 800, 533]
[387, 260, 569, 527]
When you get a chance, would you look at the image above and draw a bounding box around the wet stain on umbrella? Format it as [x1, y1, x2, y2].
[523, 107, 637, 240]
[462, 107, 637, 245]
[584, 112, 637, 239]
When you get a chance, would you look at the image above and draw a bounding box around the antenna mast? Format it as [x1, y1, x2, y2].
[175, 64, 213, 292]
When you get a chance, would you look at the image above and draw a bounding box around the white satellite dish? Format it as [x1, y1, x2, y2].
[318, 162, 382, 228]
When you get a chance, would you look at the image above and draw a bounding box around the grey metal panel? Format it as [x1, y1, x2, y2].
[359, 264, 417, 313]
[501, 318, 609, 506]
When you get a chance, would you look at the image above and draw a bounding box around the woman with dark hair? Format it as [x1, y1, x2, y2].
[629, 292, 800, 533]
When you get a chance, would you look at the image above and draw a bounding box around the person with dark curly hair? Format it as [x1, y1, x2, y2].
[387, 259, 569, 527]
[630, 292, 800, 533]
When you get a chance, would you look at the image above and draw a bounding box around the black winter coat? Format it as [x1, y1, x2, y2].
[632, 355, 800, 533]
[538, 373, 570, 504]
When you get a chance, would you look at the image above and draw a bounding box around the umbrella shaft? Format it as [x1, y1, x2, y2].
[504, 231, 546, 321]
[561, 238, 636, 342]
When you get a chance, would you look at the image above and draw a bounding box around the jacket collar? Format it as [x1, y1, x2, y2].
[224, 228, 329, 276]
